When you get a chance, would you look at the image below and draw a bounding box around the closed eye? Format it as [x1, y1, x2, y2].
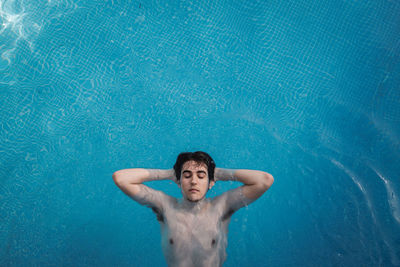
[182, 170, 207, 178]
[183, 171, 192, 178]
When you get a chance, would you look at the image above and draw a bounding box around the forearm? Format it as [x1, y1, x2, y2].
[112, 168, 175, 184]
[215, 168, 273, 186]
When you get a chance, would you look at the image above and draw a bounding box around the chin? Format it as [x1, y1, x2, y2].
[187, 195, 204, 202]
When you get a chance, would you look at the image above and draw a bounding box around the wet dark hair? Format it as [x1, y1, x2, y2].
[173, 151, 216, 183]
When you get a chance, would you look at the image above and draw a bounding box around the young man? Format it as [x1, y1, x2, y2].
[113, 151, 274, 267]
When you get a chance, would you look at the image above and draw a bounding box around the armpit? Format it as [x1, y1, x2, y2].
[221, 208, 235, 221]
[151, 207, 164, 222]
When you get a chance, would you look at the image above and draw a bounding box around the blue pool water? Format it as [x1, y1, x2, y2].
[1, 0, 400, 266]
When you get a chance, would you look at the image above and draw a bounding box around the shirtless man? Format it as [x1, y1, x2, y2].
[112, 151, 274, 267]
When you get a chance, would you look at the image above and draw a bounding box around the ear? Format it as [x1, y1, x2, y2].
[208, 180, 215, 189]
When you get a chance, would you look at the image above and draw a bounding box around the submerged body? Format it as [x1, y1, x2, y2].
[136, 185, 254, 267]
[162, 196, 227, 266]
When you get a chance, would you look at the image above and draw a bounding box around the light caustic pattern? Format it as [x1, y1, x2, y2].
[0, 0, 76, 71]
[0, 0, 38, 66]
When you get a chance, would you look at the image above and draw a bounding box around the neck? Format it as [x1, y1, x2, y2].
[181, 196, 207, 212]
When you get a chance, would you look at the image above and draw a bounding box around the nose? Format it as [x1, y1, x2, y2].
[191, 175, 199, 184]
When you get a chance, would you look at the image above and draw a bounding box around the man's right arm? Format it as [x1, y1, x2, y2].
[112, 168, 176, 213]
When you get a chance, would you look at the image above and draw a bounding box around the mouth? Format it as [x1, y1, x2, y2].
[189, 189, 199, 192]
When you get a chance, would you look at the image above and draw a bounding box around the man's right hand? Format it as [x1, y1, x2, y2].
[172, 172, 179, 185]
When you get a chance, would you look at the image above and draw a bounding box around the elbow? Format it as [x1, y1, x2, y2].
[112, 171, 121, 184]
[263, 173, 274, 188]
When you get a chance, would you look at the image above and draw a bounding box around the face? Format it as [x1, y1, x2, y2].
[179, 160, 215, 202]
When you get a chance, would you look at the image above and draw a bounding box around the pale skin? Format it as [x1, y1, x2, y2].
[113, 161, 274, 267]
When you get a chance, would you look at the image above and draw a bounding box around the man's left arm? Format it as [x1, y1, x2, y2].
[213, 168, 274, 217]
[215, 168, 274, 199]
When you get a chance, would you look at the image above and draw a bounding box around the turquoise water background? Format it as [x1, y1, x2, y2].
[1, 0, 400, 266]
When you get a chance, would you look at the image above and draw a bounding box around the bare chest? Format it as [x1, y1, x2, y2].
[161, 208, 226, 252]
